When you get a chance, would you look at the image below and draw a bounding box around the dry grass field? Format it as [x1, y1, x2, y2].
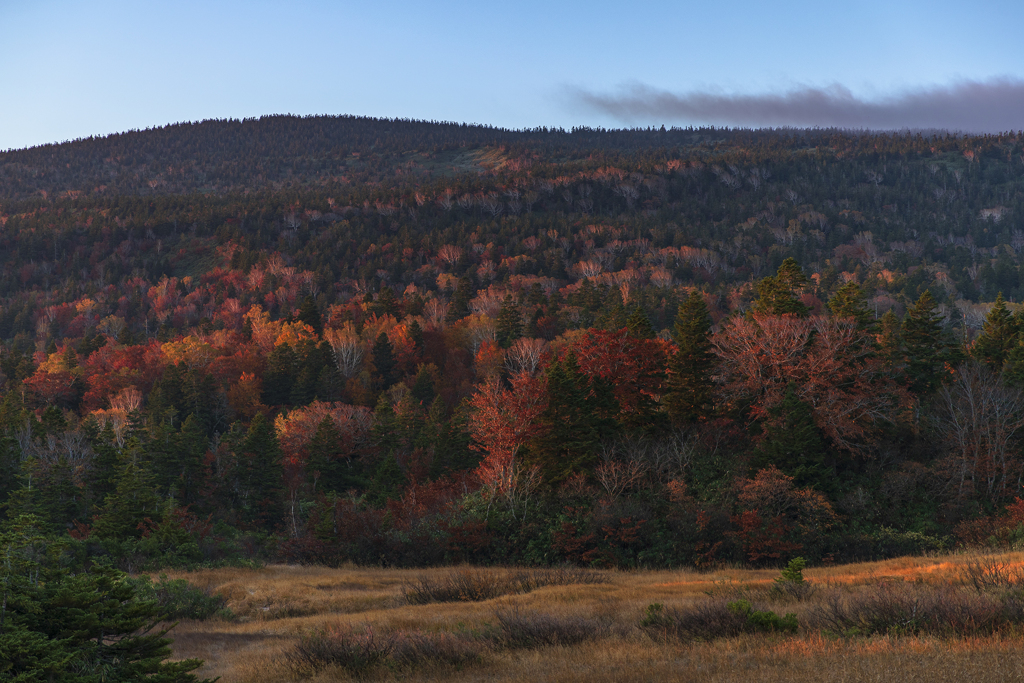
[163, 553, 1024, 682]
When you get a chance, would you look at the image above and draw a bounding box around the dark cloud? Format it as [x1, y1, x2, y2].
[570, 79, 1024, 132]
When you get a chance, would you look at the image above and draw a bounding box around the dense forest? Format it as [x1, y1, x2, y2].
[3, 114, 1024, 596]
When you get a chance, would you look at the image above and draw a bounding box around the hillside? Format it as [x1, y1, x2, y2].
[2, 117, 1024, 579]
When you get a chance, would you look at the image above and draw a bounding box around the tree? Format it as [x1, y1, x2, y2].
[468, 371, 547, 493]
[529, 352, 618, 484]
[902, 291, 963, 395]
[626, 307, 655, 339]
[495, 294, 523, 349]
[827, 281, 875, 332]
[753, 384, 829, 490]
[235, 414, 284, 527]
[973, 293, 1017, 371]
[370, 332, 397, 389]
[0, 515, 213, 682]
[666, 291, 715, 425]
[753, 258, 810, 317]
[296, 295, 323, 335]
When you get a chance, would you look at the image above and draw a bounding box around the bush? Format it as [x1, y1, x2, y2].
[287, 624, 395, 677]
[491, 605, 608, 648]
[769, 556, 816, 601]
[130, 574, 231, 621]
[391, 631, 483, 668]
[809, 583, 1019, 637]
[640, 599, 797, 641]
[403, 566, 604, 605]
[959, 555, 1024, 593]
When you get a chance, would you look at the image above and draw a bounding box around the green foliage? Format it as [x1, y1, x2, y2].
[754, 258, 810, 317]
[727, 599, 799, 633]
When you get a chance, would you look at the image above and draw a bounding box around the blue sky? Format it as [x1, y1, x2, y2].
[2, 0, 1023, 150]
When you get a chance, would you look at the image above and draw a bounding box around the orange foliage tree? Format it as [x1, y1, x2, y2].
[712, 313, 911, 453]
[468, 371, 547, 493]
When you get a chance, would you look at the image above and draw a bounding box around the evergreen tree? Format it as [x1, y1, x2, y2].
[495, 294, 523, 349]
[296, 295, 323, 335]
[306, 416, 359, 495]
[410, 364, 436, 406]
[626, 306, 656, 339]
[753, 257, 810, 317]
[902, 291, 963, 395]
[973, 293, 1017, 371]
[665, 291, 715, 425]
[371, 333, 397, 389]
[529, 353, 618, 484]
[235, 414, 284, 528]
[262, 344, 297, 406]
[91, 441, 162, 540]
[753, 385, 829, 490]
[827, 281, 875, 331]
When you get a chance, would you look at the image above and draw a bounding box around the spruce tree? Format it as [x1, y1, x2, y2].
[529, 353, 618, 484]
[753, 385, 829, 490]
[235, 414, 284, 528]
[296, 295, 323, 335]
[371, 333, 397, 389]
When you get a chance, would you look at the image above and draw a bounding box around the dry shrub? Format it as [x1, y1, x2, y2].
[640, 599, 796, 642]
[809, 583, 1024, 636]
[491, 604, 609, 648]
[391, 630, 484, 668]
[959, 555, 1024, 593]
[403, 566, 604, 605]
[287, 623, 395, 677]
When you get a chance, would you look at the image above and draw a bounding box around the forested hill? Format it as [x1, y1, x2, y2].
[4, 117, 1024, 577]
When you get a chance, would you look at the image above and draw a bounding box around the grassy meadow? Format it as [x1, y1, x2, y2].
[164, 553, 1024, 682]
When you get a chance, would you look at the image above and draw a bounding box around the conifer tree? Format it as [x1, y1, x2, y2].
[902, 291, 963, 395]
[827, 281, 875, 331]
[754, 257, 810, 317]
[296, 295, 323, 335]
[753, 384, 828, 490]
[371, 333, 397, 389]
[235, 414, 284, 527]
[665, 291, 715, 425]
[973, 293, 1017, 371]
[92, 440, 162, 540]
[626, 307, 656, 339]
[496, 294, 523, 349]
[529, 352, 618, 484]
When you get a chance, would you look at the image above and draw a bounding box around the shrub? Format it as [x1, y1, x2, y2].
[130, 574, 231, 621]
[287, 624, 395, 677]
[491, 605, 608, 648]
[391, 631, 484, 668]
[959, 555, 1024, 593]
[403, 566, 604, 605]
[810, 583, 1018, 637]
[769, 556, 816, 601]
[640, 599, 796, 641]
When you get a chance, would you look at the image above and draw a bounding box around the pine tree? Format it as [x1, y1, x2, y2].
[306, 416, 359, 495]
[665, 291, 715, 425]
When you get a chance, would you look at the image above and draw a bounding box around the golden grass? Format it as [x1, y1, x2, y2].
[163, 552, 1024, 682]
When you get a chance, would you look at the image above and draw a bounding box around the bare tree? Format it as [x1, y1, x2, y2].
[324, 323, 363, 378]
[505, 338, 548, 376]
[934, 362, 1024, 503]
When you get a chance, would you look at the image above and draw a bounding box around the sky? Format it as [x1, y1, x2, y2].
[2, 0, 1024, 150]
